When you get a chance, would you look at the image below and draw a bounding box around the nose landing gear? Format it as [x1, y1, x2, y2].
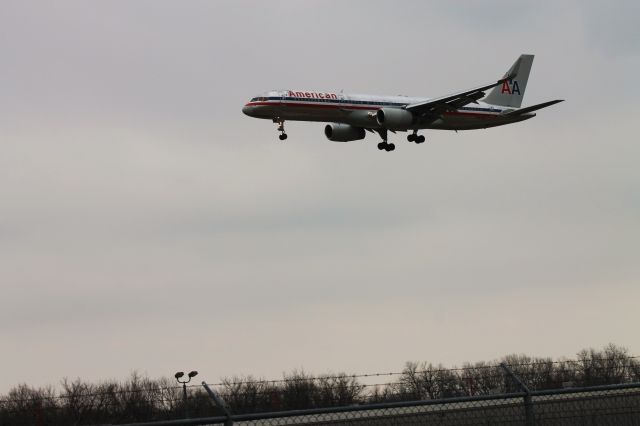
[274, 118, 287, 140]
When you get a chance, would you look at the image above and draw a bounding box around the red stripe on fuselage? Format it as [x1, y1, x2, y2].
[246, 101, 379, 111]
[443, 111, 499, 119]
[245, 101, 500, 118]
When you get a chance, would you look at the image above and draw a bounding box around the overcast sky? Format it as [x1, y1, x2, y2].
[1, 0, 639, 393]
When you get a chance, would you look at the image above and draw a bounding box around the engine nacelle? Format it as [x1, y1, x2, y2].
[324, 123, 366, 142]
[376, 108, 414, 130]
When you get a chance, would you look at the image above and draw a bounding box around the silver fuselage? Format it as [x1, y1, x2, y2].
[242, 90, 534, 131]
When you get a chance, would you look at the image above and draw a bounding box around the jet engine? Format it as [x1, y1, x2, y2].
[376, 108, 414, 130]
[324, 123, 366, 142]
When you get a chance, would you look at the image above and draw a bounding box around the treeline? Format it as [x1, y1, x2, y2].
[371, 345, 640, 402]
[1, 344, 638, 425]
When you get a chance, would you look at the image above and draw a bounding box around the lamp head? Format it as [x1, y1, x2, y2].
[174, 371, 185, 379]
[188, 371, 198, 378]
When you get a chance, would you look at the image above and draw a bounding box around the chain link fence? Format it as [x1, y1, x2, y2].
[112, 383, 640, 426]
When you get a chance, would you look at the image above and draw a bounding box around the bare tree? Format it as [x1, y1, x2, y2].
[0, 344, 637, 424]
[316, 374, 364, 407]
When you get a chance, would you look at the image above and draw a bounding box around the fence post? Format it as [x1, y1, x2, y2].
[202, 382, 233, 426]
[500, 363, 534, 426]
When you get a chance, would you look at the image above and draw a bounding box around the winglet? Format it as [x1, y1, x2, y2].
[504, 56, 522, 80]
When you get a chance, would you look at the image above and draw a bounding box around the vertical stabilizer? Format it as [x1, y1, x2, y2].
[483, 54, 534, 108]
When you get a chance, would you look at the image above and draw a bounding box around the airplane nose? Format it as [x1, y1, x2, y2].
[242, 105, 254, 116]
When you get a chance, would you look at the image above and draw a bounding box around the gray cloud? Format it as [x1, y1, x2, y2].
[580, 1, 640, 55]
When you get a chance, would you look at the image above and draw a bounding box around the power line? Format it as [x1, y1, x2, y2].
[203, 356, 640, 387]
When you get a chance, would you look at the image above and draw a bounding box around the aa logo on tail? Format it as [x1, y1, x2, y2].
[501, 79, 521, 95]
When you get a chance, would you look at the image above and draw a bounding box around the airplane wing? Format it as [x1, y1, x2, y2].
[405, 77, 513, 114]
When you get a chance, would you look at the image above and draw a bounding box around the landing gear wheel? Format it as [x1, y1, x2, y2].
[407, 133, 416, 142]
[375, 128, 395, 152]
[415, 135, 425, 144]
[274, 118, 287, 141]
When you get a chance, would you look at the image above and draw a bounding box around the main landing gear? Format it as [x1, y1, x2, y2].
[375, 128, 395, 152]
[274, 118, 288, 140]
[377, 142, 395, 151]
[374, 129, 425, 152]
[407, 131, 426, 144]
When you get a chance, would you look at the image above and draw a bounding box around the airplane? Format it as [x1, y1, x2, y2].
[242, 54, 563, 152]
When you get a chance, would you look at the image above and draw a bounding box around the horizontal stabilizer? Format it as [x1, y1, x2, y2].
[504, 99, 564, 116]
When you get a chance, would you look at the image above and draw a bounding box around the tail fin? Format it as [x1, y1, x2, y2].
[483, 54, 534, 108]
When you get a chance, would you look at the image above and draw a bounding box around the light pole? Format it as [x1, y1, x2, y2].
[175, 370, 198, 419]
